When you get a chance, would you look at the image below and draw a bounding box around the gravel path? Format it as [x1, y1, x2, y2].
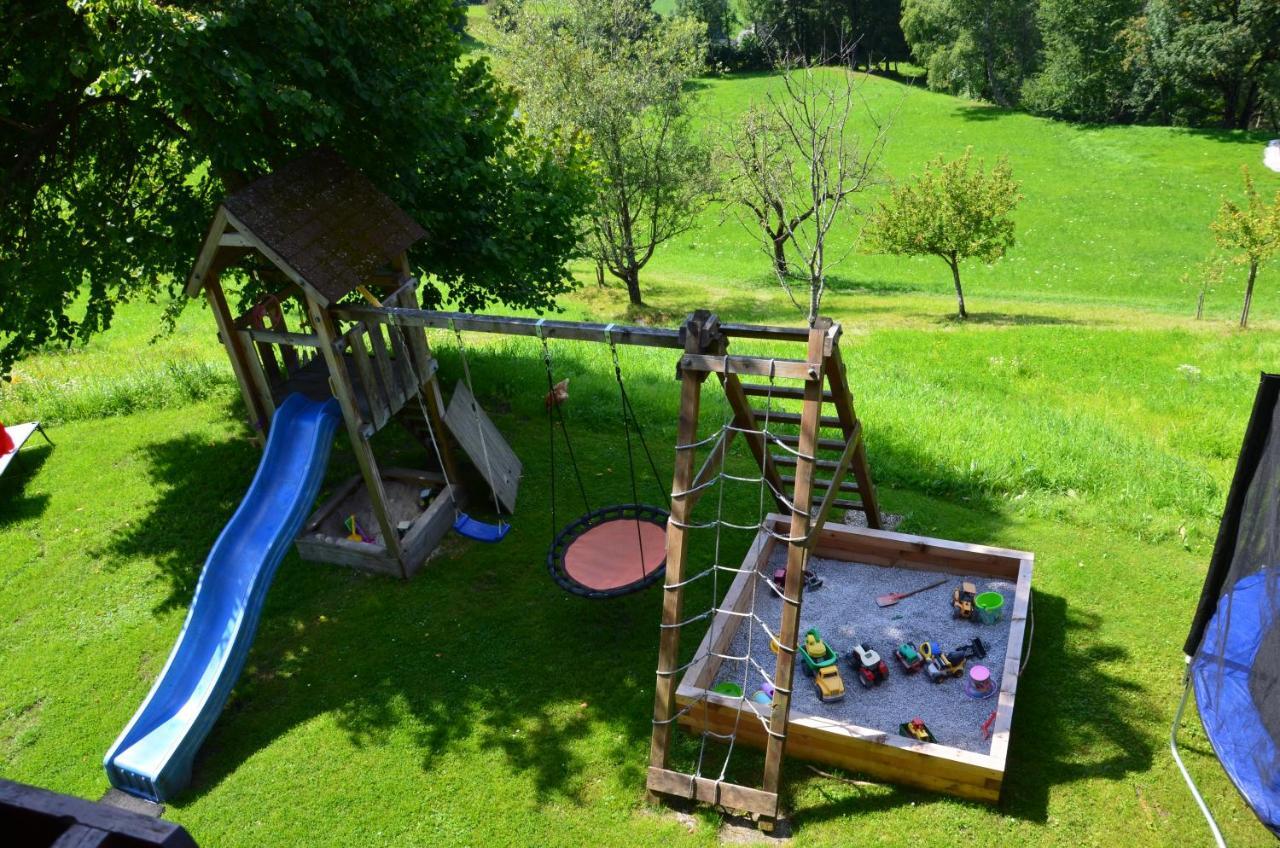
[712, 549, 1016, 753]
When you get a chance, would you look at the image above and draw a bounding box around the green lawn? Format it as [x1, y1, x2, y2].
[3, 62, 1280, 846]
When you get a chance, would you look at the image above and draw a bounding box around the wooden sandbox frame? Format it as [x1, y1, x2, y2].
[676, 515, 1033, 803]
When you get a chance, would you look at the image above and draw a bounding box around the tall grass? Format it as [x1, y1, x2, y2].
[0, 359, 233, 425]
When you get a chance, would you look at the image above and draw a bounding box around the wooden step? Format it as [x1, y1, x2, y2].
[833, 498, 867, 512]
[772, 455, 846, 472]
[753, 410, 845, 429]
[740, 383, 835, 402]
[779, 474, 862, 495]
[773, 434, 848, 452]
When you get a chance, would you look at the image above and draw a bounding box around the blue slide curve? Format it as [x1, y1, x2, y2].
[105, 394, 341, 802]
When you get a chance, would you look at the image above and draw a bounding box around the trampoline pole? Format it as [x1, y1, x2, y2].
[1170, 657, 1226, 848]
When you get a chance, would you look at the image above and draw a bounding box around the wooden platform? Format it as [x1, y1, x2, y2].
[270, 351, 434, 428]
[675, 515, 1033, 803]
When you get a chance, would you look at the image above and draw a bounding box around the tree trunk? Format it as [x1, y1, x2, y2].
[772, 236, 789, 277]
[950, 256, 967, 319]
[595, 260, 606, 288]
[1240, 260, 1258, 328]
[623, 266, 644, 306]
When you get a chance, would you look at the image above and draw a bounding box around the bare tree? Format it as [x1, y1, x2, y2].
[722, 49, 892, 324]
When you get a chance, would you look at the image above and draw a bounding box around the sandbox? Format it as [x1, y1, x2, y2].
[294, 468, 456, 578]
[676, 515, 1033, 803]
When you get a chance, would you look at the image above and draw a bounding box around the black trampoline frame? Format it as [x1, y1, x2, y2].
[547, 502, 670, 599]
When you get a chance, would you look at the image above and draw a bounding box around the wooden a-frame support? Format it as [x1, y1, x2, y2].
[647, 315, 879, 830]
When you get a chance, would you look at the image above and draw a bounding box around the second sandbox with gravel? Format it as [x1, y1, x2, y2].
[675, 515, 1034, 803]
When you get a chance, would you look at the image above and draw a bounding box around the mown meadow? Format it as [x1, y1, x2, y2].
[2, 14, 1279, 845]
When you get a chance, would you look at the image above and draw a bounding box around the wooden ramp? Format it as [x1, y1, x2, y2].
[444, 382, 522, 513]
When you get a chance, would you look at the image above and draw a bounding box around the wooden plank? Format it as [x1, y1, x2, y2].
[778, 474, 861, 494]
[720, 373, 789, 513]
[444, 381, 522, 513]
[384, 317, 421, 402]
[307, 297, 406, 570]
[750, 410, 844, 429]
[0, 777, 197, 847]
[773, 433, 848, 452]
[185, 206, 230, 297]
[802, 522, 1027, 577]
[646, 768, 779, 819]
[295, 536, 402, 577]
[367, 321, 406, 411]
[346, 326, 389, 430]
[673, 699, 1002, 802]
[680, 353, 817, 382]
[240, 328, 324, 349]
[236, 329, 277, 423]
[741, 383, 834, 402]
[760, 326, 826, 803]
[648, 323, 708, 785]
[807, 424, 861, 536]
[824, 340, 882, 528]
[303, 475, 364, 533]
[987, 556, 1034, 766]
[401, 485, 458, 578]
[204, 271, 269, 443]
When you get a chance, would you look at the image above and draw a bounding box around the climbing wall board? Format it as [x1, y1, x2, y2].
[444, 381, 522, 513]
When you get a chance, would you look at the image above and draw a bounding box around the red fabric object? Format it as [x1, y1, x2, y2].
[0, 424, 13, 455]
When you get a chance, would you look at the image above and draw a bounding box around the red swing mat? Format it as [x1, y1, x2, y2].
[562, 517, 667, 591]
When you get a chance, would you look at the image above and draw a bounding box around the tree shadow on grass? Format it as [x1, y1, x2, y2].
[0, 444, 53, 529]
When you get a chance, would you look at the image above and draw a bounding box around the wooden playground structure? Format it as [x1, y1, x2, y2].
[184, 151, 1028, 829]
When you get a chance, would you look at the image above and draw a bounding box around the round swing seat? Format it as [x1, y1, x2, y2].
[548, 503, 669, 599]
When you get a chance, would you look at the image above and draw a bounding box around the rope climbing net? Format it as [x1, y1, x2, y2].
[652, 359, 814, 792]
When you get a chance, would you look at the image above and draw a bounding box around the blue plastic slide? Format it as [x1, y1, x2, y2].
[104, 394, 341, 802]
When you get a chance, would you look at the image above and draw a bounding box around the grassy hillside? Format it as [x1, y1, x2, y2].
[3, 47, 1279, 848]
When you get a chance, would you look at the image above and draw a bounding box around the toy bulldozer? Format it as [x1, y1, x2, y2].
[952, 581, 978, 619]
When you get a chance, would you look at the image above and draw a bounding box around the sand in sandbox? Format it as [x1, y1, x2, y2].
[712, 550, 1016, 754]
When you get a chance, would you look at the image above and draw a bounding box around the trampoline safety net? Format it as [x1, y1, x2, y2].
[1185, 372, 1280, 836]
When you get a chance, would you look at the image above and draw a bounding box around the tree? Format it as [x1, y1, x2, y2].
[1210, 167, 1280, 328]
[1130, 0, 1280, 129]
[0, 0, 592, 377]
[676, 0, 735, 43]
[901, 0, 1040, 108]
[496, 0, 714, 306]
[723, 55, 890, 324]
[863, 149, 1021, 319]
[1023, 0, 1140, 122]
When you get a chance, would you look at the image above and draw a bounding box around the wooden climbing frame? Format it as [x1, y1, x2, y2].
[646, 314, 879, 830]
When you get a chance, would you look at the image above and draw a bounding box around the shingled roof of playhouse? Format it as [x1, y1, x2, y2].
[185, 150, 426, 305]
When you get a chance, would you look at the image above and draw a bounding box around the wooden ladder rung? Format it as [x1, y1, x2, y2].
[833, 498, 866, 511]
[740, 383, 835, 402]
[753, 410, 845, 429]
[780, 474, 862, 495]
[773, 433, 848, 452]
[772, 454, 845, 472]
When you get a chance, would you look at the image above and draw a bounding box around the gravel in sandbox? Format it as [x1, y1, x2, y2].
[712, 550, 1015, 754]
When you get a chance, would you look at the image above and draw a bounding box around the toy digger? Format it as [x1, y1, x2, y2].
[925, 637, 988, 683]
[899, 717, 936, 743]
[952, 581, 978, 619]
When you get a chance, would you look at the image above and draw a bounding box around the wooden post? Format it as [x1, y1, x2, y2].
[758, 324, 827, 818]
[307, 296, 407, 572]
[720, 372, 788, 513]
[392, 256, 460, 487]
[205, 270, 270, 445]
[822, 334, 882, 529]
[648, 316, 711, 789]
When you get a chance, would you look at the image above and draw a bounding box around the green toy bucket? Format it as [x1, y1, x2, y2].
[975, 591, 1005, 624]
